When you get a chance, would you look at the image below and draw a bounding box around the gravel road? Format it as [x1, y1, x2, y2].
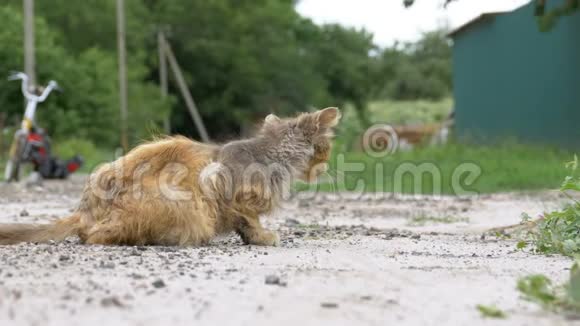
[0, 176, 574, 326]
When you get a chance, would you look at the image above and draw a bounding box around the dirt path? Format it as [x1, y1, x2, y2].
[0, 176, 574, 326]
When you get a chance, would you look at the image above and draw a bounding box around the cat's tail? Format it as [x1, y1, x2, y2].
[0, 214, 82, 245]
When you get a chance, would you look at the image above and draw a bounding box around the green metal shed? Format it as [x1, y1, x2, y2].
[449, 1, 580, 148]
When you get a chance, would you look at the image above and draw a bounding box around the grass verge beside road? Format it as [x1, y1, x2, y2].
[298, 143, 575, 195]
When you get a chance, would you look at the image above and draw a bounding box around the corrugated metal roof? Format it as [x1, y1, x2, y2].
[448, 11, 511, 37]
[447, 1, 531, 38]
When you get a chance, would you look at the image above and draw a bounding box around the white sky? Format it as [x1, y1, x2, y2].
[296, 0, 530, 46]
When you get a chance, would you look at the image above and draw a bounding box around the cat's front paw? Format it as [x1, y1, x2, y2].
[251, 231, 280, 247]
[269, 232, 280, 247]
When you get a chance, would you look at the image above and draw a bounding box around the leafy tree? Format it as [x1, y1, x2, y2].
[0, 5, 169, 147]
[6, 0, 152, 53]
[0, 0, 391, 146]
[145, 0, 324, 137]
[375, 28, 452, 101]
[308, 24, 377, 126]
[149, 0, 376, 137]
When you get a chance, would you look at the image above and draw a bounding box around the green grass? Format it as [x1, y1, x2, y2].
[333, 99, 452, 153]
[368, 98, 453, 125]
[298, 143, 574, 195]
[322, 99, 573, 195]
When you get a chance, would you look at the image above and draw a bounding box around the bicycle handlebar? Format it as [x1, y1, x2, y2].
[8, 72, 59, 102]
[37, 82, 59, 102]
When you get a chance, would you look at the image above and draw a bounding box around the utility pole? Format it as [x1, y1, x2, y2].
[162, 35, 210, 142]
[23, 0, 36, 88]
[116, 0, 129, 152]
[158, 31, 170, 134]
[0, 112, 5, 159]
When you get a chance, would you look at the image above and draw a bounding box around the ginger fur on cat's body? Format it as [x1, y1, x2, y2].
[0, 107, 340, 247]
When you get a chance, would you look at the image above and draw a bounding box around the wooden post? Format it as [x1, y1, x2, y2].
[116, 0, 129, 152]
[162, 35, 210, 142]
[0, 112, 5, 159]
[23, 0, 36, 88]
[158, 31, 170, 134]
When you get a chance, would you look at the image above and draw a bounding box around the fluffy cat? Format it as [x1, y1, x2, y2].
[0, 108, 340, 246]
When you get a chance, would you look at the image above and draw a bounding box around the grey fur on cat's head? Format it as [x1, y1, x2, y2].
[217, 107, 341, 182]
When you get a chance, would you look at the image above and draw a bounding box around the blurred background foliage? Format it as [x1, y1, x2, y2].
[0, 0, 575, 193]
[0, 0, 452, 147]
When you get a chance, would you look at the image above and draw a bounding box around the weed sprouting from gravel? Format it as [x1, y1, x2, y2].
[476, 304, 507, 319]
[517, 260, 580, 314]
[516, 157, 580, 314]
[408, 214, 469, 226]
[521, 156, 580, 256]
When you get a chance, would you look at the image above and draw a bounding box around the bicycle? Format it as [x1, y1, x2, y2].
[4, 72, 82, 182]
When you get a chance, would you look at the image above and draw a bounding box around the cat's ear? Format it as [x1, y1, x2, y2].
[316, 107, 341, 129]
[264, 114, 281, 125]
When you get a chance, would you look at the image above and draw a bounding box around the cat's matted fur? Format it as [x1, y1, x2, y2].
[0, 107, 340, 246]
